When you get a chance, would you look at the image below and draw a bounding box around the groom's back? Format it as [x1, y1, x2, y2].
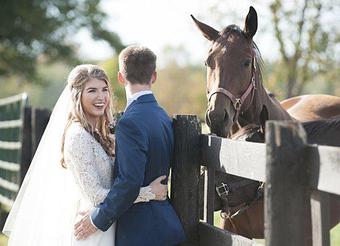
[128, 99, 173, 186]
[117, 95, 185, 246]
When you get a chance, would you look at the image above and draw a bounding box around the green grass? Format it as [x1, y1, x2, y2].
[213, 212, 340, 245]
[0, 234, 8, 246]
[331, 224, 340, 246]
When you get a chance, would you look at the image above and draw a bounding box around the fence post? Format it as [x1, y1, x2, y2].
[20, 106, 32, 184]
[171, 115, 201, 246]
[265, 121, 308, 246]
[31, 108, 51, 154]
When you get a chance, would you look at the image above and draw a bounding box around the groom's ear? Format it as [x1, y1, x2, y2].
[118, 71, 125, 86]
[151, 71, 157, 84]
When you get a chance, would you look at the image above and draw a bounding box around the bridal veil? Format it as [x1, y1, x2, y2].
[3, 86, 81, 245]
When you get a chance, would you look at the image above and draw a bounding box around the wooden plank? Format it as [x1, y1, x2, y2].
[0, 194, 14, 208]
[171, 115, 201, 246]
[0, 160, 20, 172]
[310, 191, 330, 246]
[198, 222, 254, 246]
[307, 145, 340, 196]
[0, 93, 27, 106]
[265, 121, 309, 246]
[0, 140, 21, 150]
[0, 177, 19, 192]
[203, 167, 214, 225]
[201, 134, 340, 196]
[0, 119, 22, 129]
[20, 107, 32, 184]
[31, 108, 51, 154]
[200, 134, 266, 182]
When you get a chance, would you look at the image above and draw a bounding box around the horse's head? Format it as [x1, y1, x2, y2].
[192, 7, 259, 137]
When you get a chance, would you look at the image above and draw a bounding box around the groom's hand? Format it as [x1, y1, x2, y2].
[74, 210, 98, 240]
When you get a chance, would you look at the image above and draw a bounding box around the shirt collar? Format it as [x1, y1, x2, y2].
[125, 90, 153, 110]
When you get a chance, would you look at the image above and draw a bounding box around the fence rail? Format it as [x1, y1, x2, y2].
[171, 115, 340, 246]
[0, 94, 51, 230]
[0, 93, 27, 210]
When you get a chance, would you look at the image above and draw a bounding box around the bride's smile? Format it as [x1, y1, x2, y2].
[81, 78, 110, 127]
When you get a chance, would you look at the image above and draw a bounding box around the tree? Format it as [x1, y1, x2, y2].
[0, 0, 124, 80]
[270, 0, 339, 97]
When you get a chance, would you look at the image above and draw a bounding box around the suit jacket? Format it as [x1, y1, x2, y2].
[91, 94, 185, 246]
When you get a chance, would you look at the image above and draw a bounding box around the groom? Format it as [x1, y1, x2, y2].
[75, 45, 186, 246]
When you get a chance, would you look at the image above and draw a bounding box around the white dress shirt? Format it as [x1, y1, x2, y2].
[125, 90, 153, 110]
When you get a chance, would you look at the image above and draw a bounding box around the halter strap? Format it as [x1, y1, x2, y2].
[207, 57, 257, 123]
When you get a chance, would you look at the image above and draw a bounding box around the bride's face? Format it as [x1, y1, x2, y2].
[81, 78, 110, 126]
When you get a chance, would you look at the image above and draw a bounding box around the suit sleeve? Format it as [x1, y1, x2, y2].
[91, 117, 148, 231]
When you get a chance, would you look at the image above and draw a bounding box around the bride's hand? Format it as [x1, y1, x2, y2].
[149, 175, 168, 200]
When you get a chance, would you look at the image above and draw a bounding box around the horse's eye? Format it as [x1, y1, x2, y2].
[244, 59, 251, 67]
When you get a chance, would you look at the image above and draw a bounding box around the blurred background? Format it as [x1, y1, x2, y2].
[0, 0, 339, 244]
[0, 0, 339, 119]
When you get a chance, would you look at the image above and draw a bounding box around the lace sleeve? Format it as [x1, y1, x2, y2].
[65, 126, 155, 206]
[134, 186, 156, 203]
[65, 128, 110, 206]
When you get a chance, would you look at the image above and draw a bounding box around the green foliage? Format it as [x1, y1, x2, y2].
[99, 57, 126, 112]
[0, 0, 124, 81]
[154, 61, 206, 120]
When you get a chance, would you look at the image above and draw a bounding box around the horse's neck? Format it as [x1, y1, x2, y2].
[263, 94, 292, 120]
[245, 84, 292, 122]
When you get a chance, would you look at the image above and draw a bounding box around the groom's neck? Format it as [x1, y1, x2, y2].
[125, 83, 152, 98]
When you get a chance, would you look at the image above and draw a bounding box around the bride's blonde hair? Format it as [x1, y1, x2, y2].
[61, 64, 115, 168]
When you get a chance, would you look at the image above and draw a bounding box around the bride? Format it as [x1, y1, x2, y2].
[3, 64, 168, 245]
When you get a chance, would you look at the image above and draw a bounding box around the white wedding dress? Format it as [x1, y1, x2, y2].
[3, 87, 154, 246]
[64, 123, 154, 245]
[64, 122, 116, 245]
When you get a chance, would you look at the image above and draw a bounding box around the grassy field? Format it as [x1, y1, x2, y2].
[0, 234, 7, 246]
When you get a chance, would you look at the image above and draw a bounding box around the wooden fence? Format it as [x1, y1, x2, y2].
[0, 94, 50, 228]
[0, 94, 28, 209]
[1, 100, 339, 245]
[171, 115, 340, 246]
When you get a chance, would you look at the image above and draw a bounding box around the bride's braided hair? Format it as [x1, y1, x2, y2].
[61, 64, 115, 168]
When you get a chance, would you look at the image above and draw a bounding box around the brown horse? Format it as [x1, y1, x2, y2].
[191, 7, 340, 138]
[192, 5, 340, 242]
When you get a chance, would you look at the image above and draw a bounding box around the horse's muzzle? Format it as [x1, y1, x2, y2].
[205, 108, 231, 137]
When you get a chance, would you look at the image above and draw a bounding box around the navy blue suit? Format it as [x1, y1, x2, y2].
[91, 94, 185, 246]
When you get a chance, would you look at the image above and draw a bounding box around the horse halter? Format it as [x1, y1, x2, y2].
[207, 57, 257, 123]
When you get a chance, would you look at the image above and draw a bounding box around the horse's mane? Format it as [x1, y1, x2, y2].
[234, 117, 340, 147]
[304, 117, 340, 146]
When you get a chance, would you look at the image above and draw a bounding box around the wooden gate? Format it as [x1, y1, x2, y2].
[171, 115, 340, 246]
[0, 94, 50, 229]
[0, 94, 28, 209]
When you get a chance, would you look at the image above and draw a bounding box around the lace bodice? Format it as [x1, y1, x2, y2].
[64, 123, 155, 206]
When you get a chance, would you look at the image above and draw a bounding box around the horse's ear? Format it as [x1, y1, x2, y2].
[260, 105, 269, 134]
[244, 6, 258, 39]
[191, 15, 220, 41]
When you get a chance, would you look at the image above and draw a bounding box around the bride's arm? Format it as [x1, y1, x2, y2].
[65, 129, 167, 205]
[134, 175, 168, 203]
[65, 129, 110, 206]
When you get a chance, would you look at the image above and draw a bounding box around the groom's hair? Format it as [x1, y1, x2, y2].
[118, 45, 156, 85]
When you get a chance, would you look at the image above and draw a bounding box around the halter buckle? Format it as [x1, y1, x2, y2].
[216, 182, 230, 199]
[234, 98, 242, 111]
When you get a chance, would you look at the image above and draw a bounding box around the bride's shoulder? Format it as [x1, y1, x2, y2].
[64, 122, 90, 144]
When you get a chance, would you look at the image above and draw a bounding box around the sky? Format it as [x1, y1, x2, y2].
[72, 0, 313, 64]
